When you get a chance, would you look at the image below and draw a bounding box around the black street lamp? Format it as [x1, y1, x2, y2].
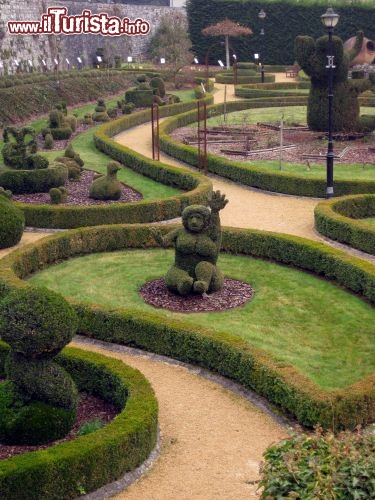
[321, 7, 340, 198]
[258, 9, 266, 83]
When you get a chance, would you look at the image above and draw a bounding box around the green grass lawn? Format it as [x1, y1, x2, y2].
[361, 217, 375, 226]
[29, 249, 375, 391]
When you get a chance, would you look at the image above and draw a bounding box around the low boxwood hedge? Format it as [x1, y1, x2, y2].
[158, 98, 375, 198]
[1, 223, 375, 431]
[0, 343, 158, 499]
[315, 194, 375, 255]
[14, 96, 214, 229]
[216, 72, 275, 84]
[235, 81, 311, 99]
[0, 164, 68, 194]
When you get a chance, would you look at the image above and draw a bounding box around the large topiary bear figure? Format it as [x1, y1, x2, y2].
[0, 286, 79, 445]
[295, 31, 375, 132]
[151, 191, 228, 296]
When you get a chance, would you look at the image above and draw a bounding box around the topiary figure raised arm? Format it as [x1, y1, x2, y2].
[151, 191, 228, 296]
[295, 31, 375, 132]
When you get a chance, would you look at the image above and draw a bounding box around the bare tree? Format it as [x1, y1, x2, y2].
[149, 11, 193, 86]
[202, 18, 252, 69]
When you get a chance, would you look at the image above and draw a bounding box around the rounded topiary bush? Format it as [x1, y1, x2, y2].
[0, 195, 25, 249]
[0, 287, 79, 444]
[0, 286, 77, 359]
[0, 395, 76, 445]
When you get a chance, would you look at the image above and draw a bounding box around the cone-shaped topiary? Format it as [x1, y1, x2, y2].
[0, 194, 25, 249]
[151, 191, 228, 296]
[89, 161, 122, 200]
[295, 31, 375, 132]
[0, 286, 79, 444]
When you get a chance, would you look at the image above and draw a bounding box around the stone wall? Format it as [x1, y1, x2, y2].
[0, 0, 183, 74]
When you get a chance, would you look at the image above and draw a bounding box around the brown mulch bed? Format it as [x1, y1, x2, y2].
[0, 391, 119, 460]
[140, 277, 254, 313]
[12, 170, 142, 206]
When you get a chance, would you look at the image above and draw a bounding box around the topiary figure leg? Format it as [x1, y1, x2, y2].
[193, 261, 216, 294]
[165, 265, 194, 295]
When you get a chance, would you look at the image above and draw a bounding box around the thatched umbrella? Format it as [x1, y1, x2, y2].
[202, 18, 252, 69]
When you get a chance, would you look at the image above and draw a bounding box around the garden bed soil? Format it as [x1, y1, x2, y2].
[141, 277, 254, 312]
[0, 390, 118, 460]
[12, 170, 142, 206]
[173, 124, 375, 165]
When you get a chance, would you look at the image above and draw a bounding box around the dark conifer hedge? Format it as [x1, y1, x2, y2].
[187, 0, 375, 66]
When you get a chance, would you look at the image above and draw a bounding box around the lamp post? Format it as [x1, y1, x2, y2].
[258, 9, 266, 83]
[321, 7, 340, 198]
[205, 41, 224, 84]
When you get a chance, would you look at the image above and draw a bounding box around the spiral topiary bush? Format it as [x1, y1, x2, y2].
[0, 286, 79, 444]
[0, 194, 24, 249]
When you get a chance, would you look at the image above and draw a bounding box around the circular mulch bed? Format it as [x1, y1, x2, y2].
[140, 277, 254, 313]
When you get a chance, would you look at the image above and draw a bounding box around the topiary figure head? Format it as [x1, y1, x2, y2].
[0, 286, 78, 359]
[182, 205, 211, 233]
[107, 161, 121, 177]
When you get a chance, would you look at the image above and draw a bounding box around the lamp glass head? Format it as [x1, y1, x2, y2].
[321, 8, 339, 28]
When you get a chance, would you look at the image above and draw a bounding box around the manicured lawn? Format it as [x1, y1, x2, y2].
[361, 217, 375, 226]
[29, 249, 375, 391]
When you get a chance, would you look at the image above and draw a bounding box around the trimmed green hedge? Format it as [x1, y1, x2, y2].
[159, 98, 375, 198]
[235, 81, 310, 98]
[0, 164, 68, 195]
[315, 194, 375, 255]
[215, 72, 275, 84]
[14, 96, 214, 229]
[1, 223, 375, 430]
[0, 343, 158, 499]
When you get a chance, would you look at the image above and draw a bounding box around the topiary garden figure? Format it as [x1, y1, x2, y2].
[151, 191, 228, 296]
[2, 126, 39, 169]
[0, 189, 25, 249]
[89, 161, 122, 200]
[0, 286, 79, 445]
[295, 31, 375, 132]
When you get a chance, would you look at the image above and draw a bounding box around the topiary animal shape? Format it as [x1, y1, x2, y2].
[151, 190, 228, 296]
[0, 287, 78, 445]
[295, 31, 375, 132]
[89, 161, 122, 200]
[2, 126, 37, 168]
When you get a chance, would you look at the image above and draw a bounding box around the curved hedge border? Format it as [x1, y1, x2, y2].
[1, 223, 375, 431]
[0, 164, 68, 195]
[15, 96, 214, 229]
[0, 343, 158, 500]
[215, 72, 275, 84]
[159, 98, 375, 198]
[235, 81, 310, 99]
[315, 194, 375, 255]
